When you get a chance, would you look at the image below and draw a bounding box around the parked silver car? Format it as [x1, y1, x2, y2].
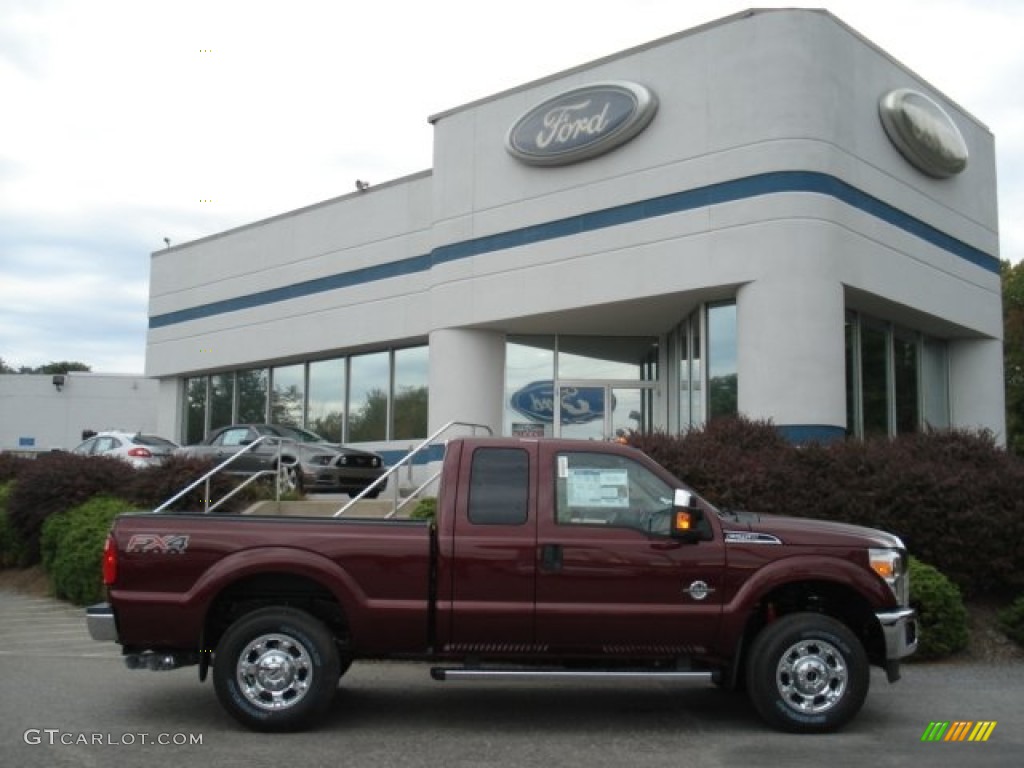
[177, 423, 387, 496]
[72, 431, 180, 468]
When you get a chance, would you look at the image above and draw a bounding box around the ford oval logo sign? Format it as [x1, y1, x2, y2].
[506, 81, 658, 166]
[879, 88, 968, 178]
[509, 381, 611, 425]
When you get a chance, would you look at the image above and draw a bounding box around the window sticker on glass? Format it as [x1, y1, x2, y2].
[567, 468, 630, 508]
[558, 455, 569, 479]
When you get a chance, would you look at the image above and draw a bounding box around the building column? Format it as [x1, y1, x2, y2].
[949, 338, 1006, 444]
[736, 277, 846, 440]
[428, 328, 506, 437]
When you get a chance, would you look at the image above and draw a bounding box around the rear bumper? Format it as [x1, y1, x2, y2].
[86, 602, 119, 643]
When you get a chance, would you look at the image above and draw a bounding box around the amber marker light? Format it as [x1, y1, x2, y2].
[674, 511, 693, 531]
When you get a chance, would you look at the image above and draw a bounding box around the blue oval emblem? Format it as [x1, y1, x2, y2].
[506, 81, 658, 166]
[509, 381, 611, 425]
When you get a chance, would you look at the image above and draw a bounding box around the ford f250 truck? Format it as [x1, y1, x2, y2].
[87, 435, 917, 733]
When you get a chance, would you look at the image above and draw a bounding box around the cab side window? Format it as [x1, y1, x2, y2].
[468, 447, 529, 526]
[555, 451, 673, 534]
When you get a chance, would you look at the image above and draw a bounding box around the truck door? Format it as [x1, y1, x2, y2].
[534, 444, 725, 656]
[445, 444, 540, 652]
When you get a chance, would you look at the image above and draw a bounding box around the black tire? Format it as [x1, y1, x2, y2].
[745, 613, 869, 733]
[213, 607, 339, 732]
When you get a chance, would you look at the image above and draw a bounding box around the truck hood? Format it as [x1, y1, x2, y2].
[720, 510, 905, 550]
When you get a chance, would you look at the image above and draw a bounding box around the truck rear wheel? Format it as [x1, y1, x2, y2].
[213, 607, 339, 731]
[745, 612, 868, 733]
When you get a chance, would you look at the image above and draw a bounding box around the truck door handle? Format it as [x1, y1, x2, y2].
[540, 544, 563, 572]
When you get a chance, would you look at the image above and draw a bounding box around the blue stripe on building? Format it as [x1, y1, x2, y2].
[149, 171, 999, 330]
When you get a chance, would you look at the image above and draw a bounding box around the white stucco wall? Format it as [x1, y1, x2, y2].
[0, 373, 159, 453]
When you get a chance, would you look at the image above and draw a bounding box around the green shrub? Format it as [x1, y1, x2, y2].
[997, 596, 1024, 647]
[0, 482, 30, 567]
[908, 557, 969, 661]
[408, 497, 437, 521]
[41, 495, 135, 605]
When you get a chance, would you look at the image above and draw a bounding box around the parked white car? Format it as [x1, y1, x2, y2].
[72, 430, 179, 468]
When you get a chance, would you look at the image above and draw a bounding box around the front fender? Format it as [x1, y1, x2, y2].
[714, 553, 894, 657]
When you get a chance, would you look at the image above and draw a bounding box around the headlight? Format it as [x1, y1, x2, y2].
[869, 548, 909, 606]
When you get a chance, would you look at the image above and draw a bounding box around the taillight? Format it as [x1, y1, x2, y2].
[126, 447, 153, 458]
[102, 536, 117, 586]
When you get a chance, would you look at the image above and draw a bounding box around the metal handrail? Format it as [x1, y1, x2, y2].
[332, 420, 493, 518]
[153, 435, 287, 514]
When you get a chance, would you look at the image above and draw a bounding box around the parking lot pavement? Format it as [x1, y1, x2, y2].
[2, 585, 1022, 768]
[0, 588, 120, 660]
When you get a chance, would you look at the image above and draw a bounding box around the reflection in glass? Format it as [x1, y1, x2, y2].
[184, 377, 207, 444]
[557, 336, 657, 380]
[308, 359, 345, 442]
[393, 346, 429, 440]
[861, 325, 889, 437]
[271, 364, 305, 427]
[921, 339, 949, 430]
[505, 337, 555, 436]
[349, 352, 388, 442]
[559, 385, 607, 441]
[707, 303, 737, 419]
[237, 368, 269, 424]
[210, 373, 234, 431]
[893, 333, 919, 434]
[612, 387, 645, 437]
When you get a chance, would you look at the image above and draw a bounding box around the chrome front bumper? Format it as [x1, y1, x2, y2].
[86, 603, 119, 643]
[876, 607, 918, 681]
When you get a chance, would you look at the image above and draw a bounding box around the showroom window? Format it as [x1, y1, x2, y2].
[676, 301, 738, 430]
[844, 312, 949, 438]
[307, 358, 346, 442]
[348, 351, 389, 442]
[271, 364, 305, 428]
[180, 345, 428, 444]
[504, 335, 657, 440]
[393, 346, 429, 440]
[236, 368, 269, 424]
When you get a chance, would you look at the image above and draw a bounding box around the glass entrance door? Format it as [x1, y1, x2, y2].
[556, 382, 651, 440]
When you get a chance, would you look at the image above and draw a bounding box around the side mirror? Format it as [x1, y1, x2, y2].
[671, 489, 704, 542]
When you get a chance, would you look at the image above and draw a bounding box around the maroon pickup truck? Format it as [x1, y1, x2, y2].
[87, 436, 917, 734]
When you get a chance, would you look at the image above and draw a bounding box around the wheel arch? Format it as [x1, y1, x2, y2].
[721, 577, 887, 690]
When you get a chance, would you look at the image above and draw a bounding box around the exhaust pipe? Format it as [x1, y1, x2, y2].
[125, 652, 199, 671]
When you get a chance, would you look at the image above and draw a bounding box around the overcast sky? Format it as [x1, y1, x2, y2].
[1, 0, 1021, 373]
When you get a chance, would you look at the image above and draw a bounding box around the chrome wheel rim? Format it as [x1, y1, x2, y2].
[236, 633, 313, 711]
[774, 638, 848, 715]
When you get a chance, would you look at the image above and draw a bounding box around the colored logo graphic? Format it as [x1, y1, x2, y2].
[921, 721, 997, 742]
[509, 381, 613, 425]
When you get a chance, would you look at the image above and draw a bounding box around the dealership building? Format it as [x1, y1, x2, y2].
[145, 8, 1004, 463]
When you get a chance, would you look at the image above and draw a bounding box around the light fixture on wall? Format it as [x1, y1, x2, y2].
[52, 374, 66, 392]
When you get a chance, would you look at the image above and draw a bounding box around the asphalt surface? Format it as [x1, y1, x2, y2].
[1, 587, 1022, 768]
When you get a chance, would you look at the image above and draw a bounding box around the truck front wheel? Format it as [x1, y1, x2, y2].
[213, 607, 340, 731]
[746, 613, 869, 733]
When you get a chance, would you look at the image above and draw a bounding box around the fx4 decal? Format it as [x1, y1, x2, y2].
[126, 534, 190, 554]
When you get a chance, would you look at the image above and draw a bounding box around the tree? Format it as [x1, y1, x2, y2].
[34, 362, 91, 374]
[1003, 260, 1024, 456]
[0, 360, 92, 374]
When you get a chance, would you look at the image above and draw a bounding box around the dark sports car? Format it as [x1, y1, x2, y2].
[178, 424, 386, 496]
